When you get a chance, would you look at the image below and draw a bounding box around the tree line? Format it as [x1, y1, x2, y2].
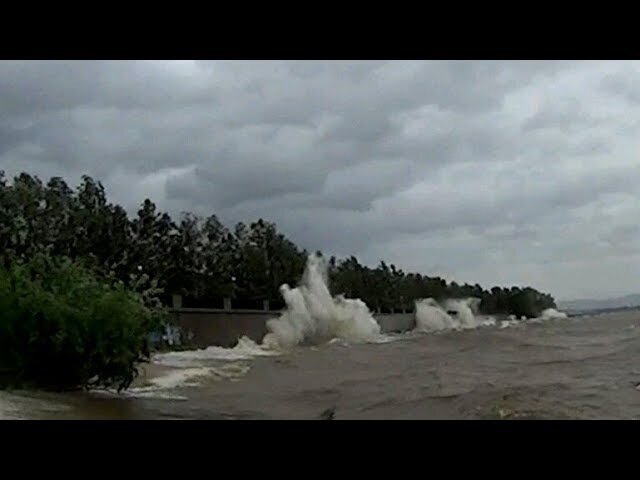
[0, 171, 557, 318]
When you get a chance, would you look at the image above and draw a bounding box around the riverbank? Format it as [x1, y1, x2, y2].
[3, 310, 639, 419]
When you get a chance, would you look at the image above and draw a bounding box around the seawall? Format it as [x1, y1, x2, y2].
[167, 308, 416, 348]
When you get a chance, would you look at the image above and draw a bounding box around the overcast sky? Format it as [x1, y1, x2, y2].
[1, 60, 639, 301]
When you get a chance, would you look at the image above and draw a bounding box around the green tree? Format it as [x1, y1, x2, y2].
[0, 170, 559, 318]
[0, 254, 165, 391]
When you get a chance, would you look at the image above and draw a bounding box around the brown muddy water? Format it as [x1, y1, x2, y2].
[2, 310, 640, 420]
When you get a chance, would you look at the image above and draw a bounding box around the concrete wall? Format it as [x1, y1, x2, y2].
[170, 309, 272, 348]
[375, 313, 416, 333]
[168, 309, 416, 348]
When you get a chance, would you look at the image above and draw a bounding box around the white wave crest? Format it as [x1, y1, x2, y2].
[153, 336, 278, 367]
[540, 308, 568, 320]
[414, 297, 495, 333]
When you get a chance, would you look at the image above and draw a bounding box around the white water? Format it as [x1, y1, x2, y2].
[139, 367, 213, 389]
[150, 255, 383, 370]
[93, 363, 255, 400]
[261, 254, 382, 350]
[540, 308, 568, 320]
[500, 319, 520, 329]
[499, 308, 569, 328]
[148, 255, 568, 385]
[90, 367, 212, 400]
[414, 298, 496, 333]
[153, 336, 279, 367]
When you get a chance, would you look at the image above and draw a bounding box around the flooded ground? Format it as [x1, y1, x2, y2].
[2, 310, 640, 420]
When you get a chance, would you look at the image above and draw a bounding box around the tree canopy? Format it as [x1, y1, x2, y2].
[0, 171, 557, 318]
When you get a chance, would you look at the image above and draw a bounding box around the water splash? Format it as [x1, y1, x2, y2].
[153, 336, 278, 367]
[540, 308, 568, 320]
[149, 254, 568, 392]
[414, 297, 495, 333]
[500, 319, 521, 329]
[95, 363, 254, 400]
[262, 254, 382, 350]
[150, 255, 383, 372]
[139, 367, 213, 389]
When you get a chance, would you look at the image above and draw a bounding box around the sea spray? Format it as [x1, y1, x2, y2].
[262, 254, 381, 350]
[152, 254, 568, 368]
[414, 297, 495, 332]
[540, 308, 568, 320]
[152, 254, 383, 367]
[141, 256, 570, 397]
[91, 365, 251, 400]
[154, 336, 279, 366]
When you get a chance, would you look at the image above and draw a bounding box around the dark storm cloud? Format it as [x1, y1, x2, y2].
[1, 60, 639, 300]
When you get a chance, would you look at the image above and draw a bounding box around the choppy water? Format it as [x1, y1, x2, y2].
[2, 310, 640, 420]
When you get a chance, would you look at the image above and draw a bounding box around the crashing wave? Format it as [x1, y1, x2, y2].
[414, 297, 495, 333]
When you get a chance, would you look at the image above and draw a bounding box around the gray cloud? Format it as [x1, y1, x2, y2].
[521, 97, 593, 133]
[600, 64, 640, 104]
[1, 60, 639, 300]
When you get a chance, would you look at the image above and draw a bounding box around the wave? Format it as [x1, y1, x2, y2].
[153, 336, 279, 367]
[540, 308, 568, 320]
[261, 255, 382, 350]
[148, 255, 569, 389]
[414, 297, 495, 333]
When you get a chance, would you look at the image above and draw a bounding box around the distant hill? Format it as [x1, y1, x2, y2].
[559, 294, 640, 313]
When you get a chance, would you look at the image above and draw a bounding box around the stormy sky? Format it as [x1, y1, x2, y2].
[1, 60, 639, 301]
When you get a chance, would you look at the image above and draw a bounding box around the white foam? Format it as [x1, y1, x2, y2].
[149, 255, 566, 382]
[478, 317, 497, 328]
[155, 254, 383, 358]
[372, 333, 404, 344]
[414, 297, 495, 333]
[101, 363, 253, 399]
[208, 363, 252, 382]
[505, 307, 568, 326]
[261, 254, 382, 350]
[118, 391, 190, 401]
[94, 366, 214, 399]
[144, 367, 213, 389]
[540, 308, 568, 320]
[327, 338, 351, 347]
[153, 336, 278, 367]
[500, 319, 520, 329]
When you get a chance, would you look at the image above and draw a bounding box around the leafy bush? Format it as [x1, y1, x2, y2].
[0, 254, 166, 391]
